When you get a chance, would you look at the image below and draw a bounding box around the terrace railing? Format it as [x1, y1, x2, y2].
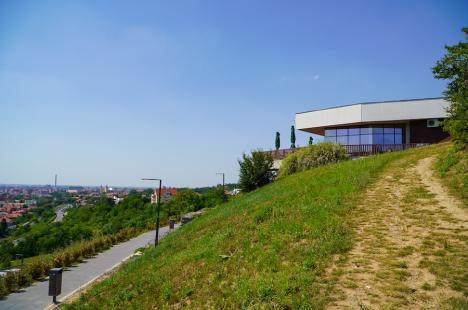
[268, 143, 430, 160]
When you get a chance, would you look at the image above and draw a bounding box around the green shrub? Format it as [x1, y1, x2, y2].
[4, 272, 17, 292]
[238, 150, 274, 192]
[53, 255, 65, 268]
[278, 142, 349, 177]
[27, 260, 49, 279]
[0, 278, 8, 298]
[16, 270, 32, 287]
[63, 252, 72, 267]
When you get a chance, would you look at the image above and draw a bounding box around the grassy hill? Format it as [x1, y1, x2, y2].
[65, 144, 455, 309]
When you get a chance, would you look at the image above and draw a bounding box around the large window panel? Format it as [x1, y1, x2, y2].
[360, 127, 372, 134]
[349, 128, 360, 135]
[384, 127, 394, 134]
[384, 134, 395, 144]
[324, 136, 337, 143]
[337, 128, 348, 136]
[395, 134, 403, 144]
[325, 129, 337, 137]
[373, 134, 384, 144]
[395, 127, 403, 134]
[336, 136, 348, 144]
[348, 135, 360, 145]
[360, 134, 372, 144]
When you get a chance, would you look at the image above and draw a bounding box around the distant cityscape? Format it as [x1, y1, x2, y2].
[0, 182, 238, 226]
[0, 184, 166, 224]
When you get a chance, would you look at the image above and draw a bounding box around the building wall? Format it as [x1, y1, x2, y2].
[296, 98, 449, 135]
[410, 119, 449, 143]
[361, 98, 448, 122]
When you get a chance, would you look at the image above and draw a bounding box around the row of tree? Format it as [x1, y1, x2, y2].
[275, 126, 313, 150]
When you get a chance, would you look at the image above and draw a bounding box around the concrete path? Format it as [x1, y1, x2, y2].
[0, 224, 179, 310]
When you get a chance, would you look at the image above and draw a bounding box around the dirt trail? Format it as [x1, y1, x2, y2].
[327, 156, 468, 309]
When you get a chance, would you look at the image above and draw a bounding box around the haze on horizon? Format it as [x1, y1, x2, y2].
[0, 0, 466, 188]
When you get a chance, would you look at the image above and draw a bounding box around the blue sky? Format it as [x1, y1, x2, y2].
[0, 0, 466, 187]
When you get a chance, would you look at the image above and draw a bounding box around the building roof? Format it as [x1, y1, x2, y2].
[295, 97, 448, 135]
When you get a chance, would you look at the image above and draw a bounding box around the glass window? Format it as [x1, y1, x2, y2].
[395, 127, 403, 134]
[372, 127, 384, 134]
[384, 134, 395, 144]
[325, 129, 336, 137]
[337, 136, 348, 144]
[360, 127, 372, 134]
[337, 128, 348, 136]
[349, 128, 360, 135]
[395, 134, 403, 144]
[373, 134, 384, 144]
[360, 134, 372, 144]
[384, 127, 394, 134]
[324, 136, 336, 143]
[348, 135, 360, 145]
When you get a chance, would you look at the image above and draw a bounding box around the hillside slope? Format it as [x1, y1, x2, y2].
[65, 144, 464, 309]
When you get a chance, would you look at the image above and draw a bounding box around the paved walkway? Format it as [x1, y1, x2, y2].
[0, 224, 179, 310]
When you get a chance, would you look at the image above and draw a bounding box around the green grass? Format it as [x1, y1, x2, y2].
[435, 145, 468, 206]
[64, 146, 445, 309]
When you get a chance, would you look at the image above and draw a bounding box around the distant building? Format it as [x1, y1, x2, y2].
[151, 188, 177, 203]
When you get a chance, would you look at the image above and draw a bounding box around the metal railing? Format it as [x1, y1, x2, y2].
[268, 143, 430, 160]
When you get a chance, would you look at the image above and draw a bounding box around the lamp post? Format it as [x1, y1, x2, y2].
[216, 172, 225, 193]
[142, 178, 162, 246]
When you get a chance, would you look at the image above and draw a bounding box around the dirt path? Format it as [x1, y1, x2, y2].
[327, 155, 468, 309]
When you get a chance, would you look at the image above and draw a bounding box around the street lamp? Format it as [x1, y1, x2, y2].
[142, 178, 162, 246]
[216, 172, 225, 193]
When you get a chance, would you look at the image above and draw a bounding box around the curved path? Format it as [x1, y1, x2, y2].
[327, 155, 467, 309]
[0, 224, 179, 310]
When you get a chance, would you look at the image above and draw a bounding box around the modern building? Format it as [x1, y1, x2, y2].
[295, 97, 449, 153]
[270, 98, 450, 163]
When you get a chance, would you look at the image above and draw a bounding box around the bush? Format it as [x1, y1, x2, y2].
[0, 278, 8, 298]
[4, 272, 17, 292]
[27, 260, 50, 279]
[238, 150, 274, 192]
[278, 142, 349, 177]
[16, 270, 32, 287]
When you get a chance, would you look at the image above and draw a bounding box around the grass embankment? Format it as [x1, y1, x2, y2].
[65, 148, 419, 309]
[436, 146, 467, 206]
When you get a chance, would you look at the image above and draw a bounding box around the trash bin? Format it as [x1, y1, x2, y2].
[49, 268, 63, 303]
[169, 219, 175, 229]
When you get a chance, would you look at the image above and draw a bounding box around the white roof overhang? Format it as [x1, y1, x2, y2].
[295, 98, 448, 135]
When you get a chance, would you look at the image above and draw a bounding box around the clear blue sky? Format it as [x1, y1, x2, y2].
[0, 0, 466, 187]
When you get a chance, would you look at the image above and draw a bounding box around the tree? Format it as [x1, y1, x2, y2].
[238, 150, 274, 192]
[290, 126, 296, 149]
[0, 219, 7, 238]
[309, 136, 314, 145]
[275, 132, 281, 150]
[202, 186, 227, 208]
[432, 27, 468, 149]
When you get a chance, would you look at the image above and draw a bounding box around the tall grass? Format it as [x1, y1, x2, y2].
[64, 147, 436, 309]
[435, 144, 467, 205]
